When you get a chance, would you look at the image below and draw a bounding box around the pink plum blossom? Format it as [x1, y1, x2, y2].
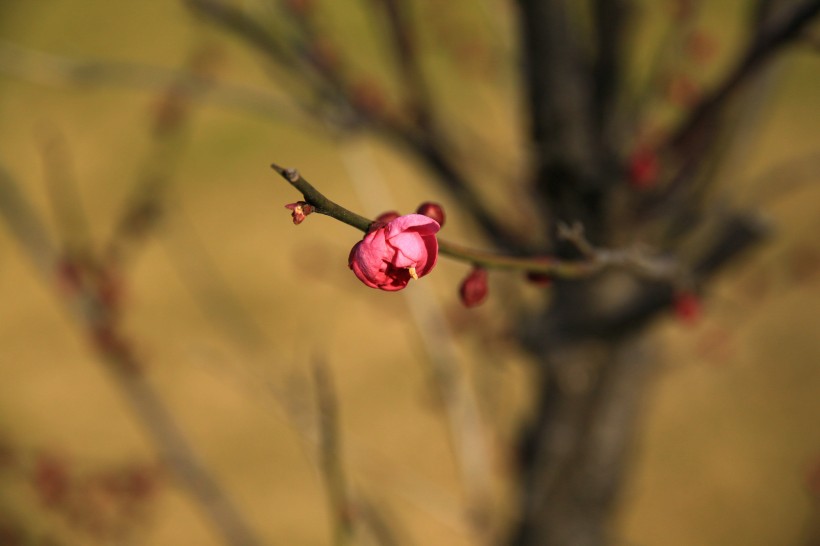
[348, 214, 440, 291]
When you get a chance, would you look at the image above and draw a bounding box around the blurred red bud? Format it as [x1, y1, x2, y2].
[674, 292, 701, 325]
[665, 74, 700, 107]
[416, 202, 446, 227]
[284, 0, 314, 15]
[309, 38, 340, 71]
[628, 147, 659, 190]
[685, 30, 718, 63]
[33, 452, 71, 508]
[459, 267, 488, 308]
[350, 79, 386, 117]
[368, 210, 401, 232]
[526, 271, 552, 287]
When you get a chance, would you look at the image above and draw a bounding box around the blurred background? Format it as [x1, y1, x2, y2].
[1, 1, 819, 545]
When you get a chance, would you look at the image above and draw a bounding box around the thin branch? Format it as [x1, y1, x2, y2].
[592, 0, 630, 145]
[636, 1, 820, 227]
[665, 0, 820, 157]
[272, 164, 679, 280]
[312, 359, 356, 546]
[37, 128, 93, 256]
[273, 163, 372, 232]
[185, 0, 297, 70]
[183, 0, 523, 251]
[516, 0, 602, 233]
[0, 167, 263, 546]
[339, 142, 496, 541]
[0, 166, 58, 276]
[103, 49, 206, 266]
[0, 42, 299, 125]
[369, 0, 433, 129]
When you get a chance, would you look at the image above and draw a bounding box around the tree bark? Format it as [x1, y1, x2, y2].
[511, 328, 654, 546]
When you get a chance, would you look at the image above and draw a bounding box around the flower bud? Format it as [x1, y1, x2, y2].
[349, 214, 440, 291]
[459, 267, 488, 308]
[525, 271, 552, 287]
[284, 0, 313, 16]
[285, 201, 314, 225]
[350, 78, 386, 117]
[628, 147, 659, 190]
[367, 211, 401, 233]
[674, 291, 701, 325]
[416, 202, 446, 227]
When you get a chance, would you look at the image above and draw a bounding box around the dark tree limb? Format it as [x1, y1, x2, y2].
[516, 0, 603, 239]
[185, 0, 524, 251]
[665, 0, 820, 158]
[369, 0, 433, 129]
[510, 211, 767, 546]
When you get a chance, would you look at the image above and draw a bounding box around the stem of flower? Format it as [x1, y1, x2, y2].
[272, 164, 676, 280]
[272, 163, 373, 232]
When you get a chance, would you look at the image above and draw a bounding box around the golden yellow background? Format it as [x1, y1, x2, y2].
[1, 2, 819, 545]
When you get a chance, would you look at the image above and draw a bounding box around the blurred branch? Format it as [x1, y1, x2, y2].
[516, 0, 602, 235]
[102, 47, 212, 266]
[368, 0, 433, 129]
[0, 166, 59, 276]
[591, 212, 770, 337]
[185, 0, 298, 70]
[592, 0, 630, 149]
[37, 128, 93, 257]
[184, 0, 524, 251]
[340, 142, 496, 541]
[635, 0, 820, 230]
[0, 165, 263, 546]
[403, 287, 496, 542]
[665, 0, 820, 158]
[0, 42, 299, 124]
[312, 359, 356, 546]
[355, 497, 405, 546]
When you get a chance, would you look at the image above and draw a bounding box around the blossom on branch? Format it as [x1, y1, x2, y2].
[285, 201, 314, 225]
[348, 214, 440, 291]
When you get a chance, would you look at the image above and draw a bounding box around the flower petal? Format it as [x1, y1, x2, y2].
[385, 214, 440, 237]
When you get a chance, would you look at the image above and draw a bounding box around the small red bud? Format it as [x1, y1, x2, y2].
[525, 271, 552, 287]
[375, 210, 400, 224]
[665, 74, 700, 107]
[685, 30, 718, 64]
[33, 453, 71, 507]
[416, 202, 445, 227]
[55, 258, 84, 295]
[459, 267, 488, 308]
[367, 210, 401, 232]
[309, 38, 340, 71]
[284, 0, 314, 15]
[628, 147, 659, 190]
[674, 292, 701, 325]
[350, 79, 386, 117]
[285, 201, 314, 225]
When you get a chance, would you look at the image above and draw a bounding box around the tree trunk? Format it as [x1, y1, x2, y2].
[509, 276, 657, 546]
